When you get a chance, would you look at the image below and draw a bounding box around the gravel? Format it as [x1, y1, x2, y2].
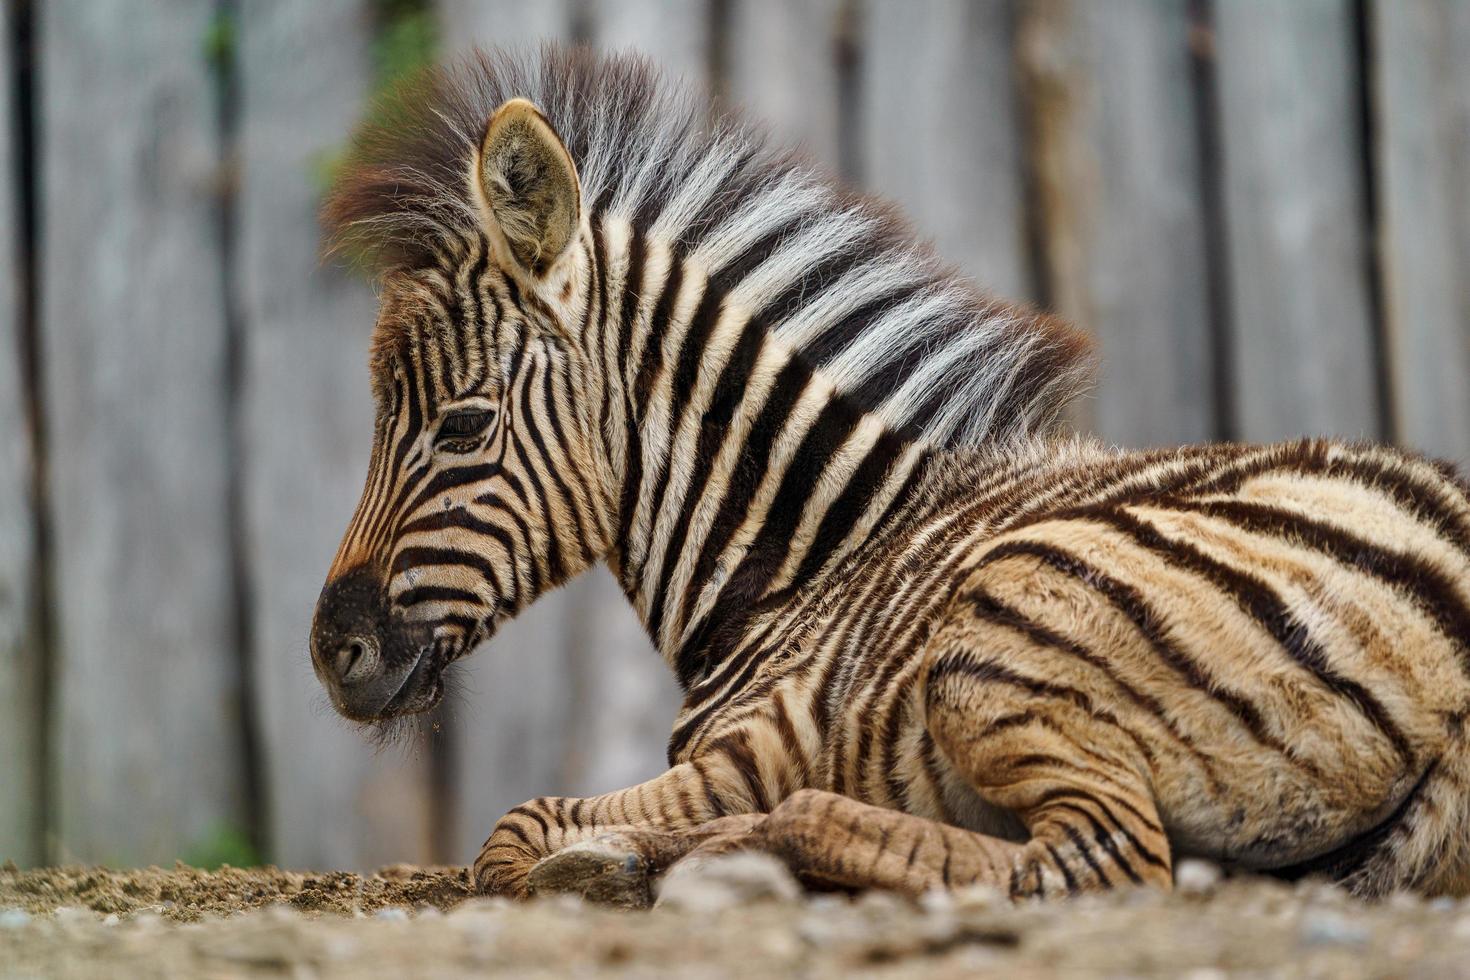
[2, 860, 1467, 978]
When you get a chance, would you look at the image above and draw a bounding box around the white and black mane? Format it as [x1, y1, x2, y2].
[326, 44, 1093, 449]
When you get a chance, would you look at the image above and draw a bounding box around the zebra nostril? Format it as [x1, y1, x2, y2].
[334, 636, 379, 685]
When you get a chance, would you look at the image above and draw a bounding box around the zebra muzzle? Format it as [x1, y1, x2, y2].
[312, 566, 442, 720]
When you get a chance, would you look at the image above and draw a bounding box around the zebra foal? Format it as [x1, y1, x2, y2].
[310, 46, 1470, 903]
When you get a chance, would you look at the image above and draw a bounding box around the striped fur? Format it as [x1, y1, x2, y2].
[310, 46, 1470, 903]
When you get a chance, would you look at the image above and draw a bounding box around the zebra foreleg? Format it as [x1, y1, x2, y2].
[524, 814, 765, 907]
[472, 759, 760, 899]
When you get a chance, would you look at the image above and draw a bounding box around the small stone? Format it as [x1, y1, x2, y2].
[798, 909, 870, 949]
[950, 884, 1006, 912]
[1429, 897, 1456, 913]
[854, 889, 907, 917]
[129, 912, 163, 931]
[1388, 891, 1422, 910]
[1293, 878, 1346, 903]
[374, 906, 409, 921]
[806, 893, 850, 914]
[1174, 860, 1223, 896]
[918, 888, 955, 916]
[101, 913, 120, 926]
[548, 892, 587, 915]
[0, 908, 31, 929]
[323, 935, 361, 960]
[655, 852, 801, 914]
[53, 906, 93, 924]
[1300, 909, 1370, 947]
[448, 897, 510, 919]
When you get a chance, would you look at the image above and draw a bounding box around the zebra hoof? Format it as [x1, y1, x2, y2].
[526, 834, 654, 909]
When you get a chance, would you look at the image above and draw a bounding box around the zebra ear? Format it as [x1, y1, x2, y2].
[474, 98, 582, 279]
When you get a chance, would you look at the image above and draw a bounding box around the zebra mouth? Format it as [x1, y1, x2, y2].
[378, 648, 443, 717]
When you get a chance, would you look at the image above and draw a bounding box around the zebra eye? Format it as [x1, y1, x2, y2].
[436, 409, 494, 442]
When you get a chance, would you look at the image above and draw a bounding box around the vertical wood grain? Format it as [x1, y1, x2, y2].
[1373, 0, 1470, 463]
[438, 0, 575, 57]
[236, 0, 434, 870]
[587, 0, 709, 84]
[724, 0, 847, 172]
[1212, 0, 1380, 443]
[0, 0, 41, 866]
[40, 0, 246, 863]
[1019, 0, 1215, 445]
[863, 0, 1030, 303]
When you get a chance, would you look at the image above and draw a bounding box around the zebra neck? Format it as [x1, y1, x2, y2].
[592, 217, 933, 688]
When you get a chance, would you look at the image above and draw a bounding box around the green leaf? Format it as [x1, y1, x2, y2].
[181, 824, 261, 871]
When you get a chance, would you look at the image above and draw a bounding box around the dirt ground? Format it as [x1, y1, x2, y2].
[3, 858, 1469, 978]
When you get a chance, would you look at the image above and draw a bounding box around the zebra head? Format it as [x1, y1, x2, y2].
[311, 99, 599, 721]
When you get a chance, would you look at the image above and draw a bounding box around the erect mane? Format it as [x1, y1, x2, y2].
[325, 44, 1095, 449]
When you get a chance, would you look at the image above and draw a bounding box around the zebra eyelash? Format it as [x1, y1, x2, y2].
[434, 407, 497, 452]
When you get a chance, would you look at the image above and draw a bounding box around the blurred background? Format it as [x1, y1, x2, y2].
[1, 0, 1467, 871]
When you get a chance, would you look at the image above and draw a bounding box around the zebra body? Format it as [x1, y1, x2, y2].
[310, 47, 1470, 901]
[663, 436, 1470, 897]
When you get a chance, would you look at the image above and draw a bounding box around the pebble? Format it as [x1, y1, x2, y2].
[130, 912, 164, 932]
[1174, 860, 1223, 897]
[915, 887, 953, 916]
[798, 908, 870, 950]
[1388, 891, 1423, 910]
[0, 908, 31, 929]
[950, 884, 1006, 912]
[547, 893, 586, 915]
[854, 889, 907, 917]
[322, 935, 361, 960]
[655, 853, 801, 914]
[373, 907, 409, 922]
[53, 906, 93, 924]
[447, 897, 511, 921]
[1299, 909, 1370, 947]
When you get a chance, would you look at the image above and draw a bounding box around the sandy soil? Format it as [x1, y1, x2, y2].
[3, 858, 1469, 978]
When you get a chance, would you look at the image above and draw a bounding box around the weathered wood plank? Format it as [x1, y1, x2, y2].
[236, 0, 434, 869]
[1212, 0, 1381, 442]
[863, 0, 1030, 304]
[40, 1, 246, 863]
[1019, 0, 1215, 445]
[437, 0, 574, 57]
[724, 0, 847, 172]
[1373, 0, 1470, 463]
[0, 0, 42, 867]
[586, 0, 710, 86]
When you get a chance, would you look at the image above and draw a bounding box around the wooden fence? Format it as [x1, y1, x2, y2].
[2, 0, 1468, 870]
